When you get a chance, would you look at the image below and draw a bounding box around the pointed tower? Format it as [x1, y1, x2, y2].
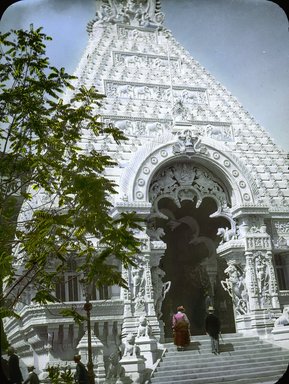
[4, 0, 289, 375]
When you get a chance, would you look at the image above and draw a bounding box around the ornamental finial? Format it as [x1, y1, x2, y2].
[87, 0, 164, 32]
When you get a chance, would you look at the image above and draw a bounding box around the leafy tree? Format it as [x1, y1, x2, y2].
[47, 365, 75, 384]
[0, 26, 140, 349]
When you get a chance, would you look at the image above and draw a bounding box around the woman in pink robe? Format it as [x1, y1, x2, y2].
[172, 305, 191, 351]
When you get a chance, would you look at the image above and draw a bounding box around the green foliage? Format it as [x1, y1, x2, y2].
[0, 25, 141, 331]
[47, 365, 74, 384]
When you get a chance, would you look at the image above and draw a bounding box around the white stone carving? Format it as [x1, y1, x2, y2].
[151, 266, 171, 319]
[136, 315, 152, 337]
[206, 123, 234, 142]
[149, 161, 227, 211]
[122, 333, 138, 358]
[103, 117, 169, 137]
[221, 261, 249, 315]
[217, 227, 237, 244]
[89, 0, 164, 29]
[274, 307, 289, 327]
[131, 266, 145, 299]
[274, 221, 289, 233]
[254, 252, 271, 308]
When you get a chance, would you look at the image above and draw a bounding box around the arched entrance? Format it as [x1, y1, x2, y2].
[148, 160, 236, 338]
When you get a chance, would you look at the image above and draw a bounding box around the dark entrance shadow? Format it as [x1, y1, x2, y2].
[156, 197, 236, 339]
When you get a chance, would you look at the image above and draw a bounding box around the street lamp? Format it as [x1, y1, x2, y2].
[83, 284, 95, 384]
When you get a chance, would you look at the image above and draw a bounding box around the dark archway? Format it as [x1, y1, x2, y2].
[154, 197, 236, 338]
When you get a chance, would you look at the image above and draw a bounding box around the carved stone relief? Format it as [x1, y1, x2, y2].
[103, 117, 171, 137]
[244, 250, 280, 310]
[206, 124, 234, 142]
[149, 161, 228, 212]
[105, 81, 208, 105]
[89, 0, 164, 29]
[113, 51, 179, 71]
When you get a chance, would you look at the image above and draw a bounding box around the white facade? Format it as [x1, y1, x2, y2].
[4, 0, 289, 380]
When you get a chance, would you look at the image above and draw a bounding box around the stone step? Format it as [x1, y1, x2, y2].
[151, 334, 289, 384]
[153, 360, 287, 375]
[163, 344, 286, 357]
[159, 358, 289, 371]
[151, 367, 287, 384]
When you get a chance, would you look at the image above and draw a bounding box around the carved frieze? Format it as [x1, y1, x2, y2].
[274, 220, 289, 234]
[206, 123, 234, 142]
[113, 51, 179, 71]
[245, 236, 271, 250]
[103, 116, 171, 137]
[104, 80, 208, 105]
[117, 25, 157, 42]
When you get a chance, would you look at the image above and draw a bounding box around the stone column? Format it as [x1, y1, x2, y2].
[120, 228, 161, 339]
[242, 220, 281, 336]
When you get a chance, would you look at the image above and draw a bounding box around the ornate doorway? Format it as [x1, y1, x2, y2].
[147, 160, 236, 338]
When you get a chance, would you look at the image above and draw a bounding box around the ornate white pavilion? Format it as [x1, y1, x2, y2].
[4, 0, 289, 381]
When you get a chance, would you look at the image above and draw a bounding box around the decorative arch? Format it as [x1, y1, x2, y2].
[118, 132, 257, 210]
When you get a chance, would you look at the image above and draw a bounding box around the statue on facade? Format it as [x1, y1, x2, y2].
[131, 267, 145, 299]
[217, 227, 237, 244]
[274, 307, 289, 327]
[106, 347, 123, 380]
[146, 220, 165, 241]
[151, 266, 171, 318]
[255, 254, 270, 307]
[137, 316, 152, 338]
[122, 334, 140, 358]
[221, 261, 249, 315]
[90, 0, 164, 28]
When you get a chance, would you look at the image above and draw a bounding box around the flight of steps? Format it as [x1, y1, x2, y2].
[150, 333, 289, 384]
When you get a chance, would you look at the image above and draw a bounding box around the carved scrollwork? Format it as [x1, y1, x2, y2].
[149, 161, 228, 212]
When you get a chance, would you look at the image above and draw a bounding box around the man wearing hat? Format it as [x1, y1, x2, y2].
[23, 366, 39, 384]
[205, 306, 221, 355]
[7, 346, 23, 384]
[73, 355, 89, 384]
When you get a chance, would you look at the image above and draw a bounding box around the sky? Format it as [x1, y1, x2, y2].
[1, 0, 289, 151]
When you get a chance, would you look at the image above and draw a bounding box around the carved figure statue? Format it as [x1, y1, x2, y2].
[221, 261, 249, 315]
[146, 226, 165, 241]
[274, 307, 289, 327]
[137, 316, 152, 338]
[106, 347, 122, 379]
[255, 255, 270, 304]
[151, 266, 171, 318]
[123, 334, 138, 357]
[131, 267, 145, 299]
[134, 291, 146, 314]
[217, 227, 236, 244]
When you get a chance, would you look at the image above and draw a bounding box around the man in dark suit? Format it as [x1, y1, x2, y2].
[7, 347, 23, 384]
[205, 306, 221, 355]
[73, 355, 89, 384]
[23, 366, 39, 384]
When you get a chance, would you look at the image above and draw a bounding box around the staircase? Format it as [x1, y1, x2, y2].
[151, 334, 289, 384]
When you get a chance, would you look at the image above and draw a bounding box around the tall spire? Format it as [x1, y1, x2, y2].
[87, 0, 164, 32]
